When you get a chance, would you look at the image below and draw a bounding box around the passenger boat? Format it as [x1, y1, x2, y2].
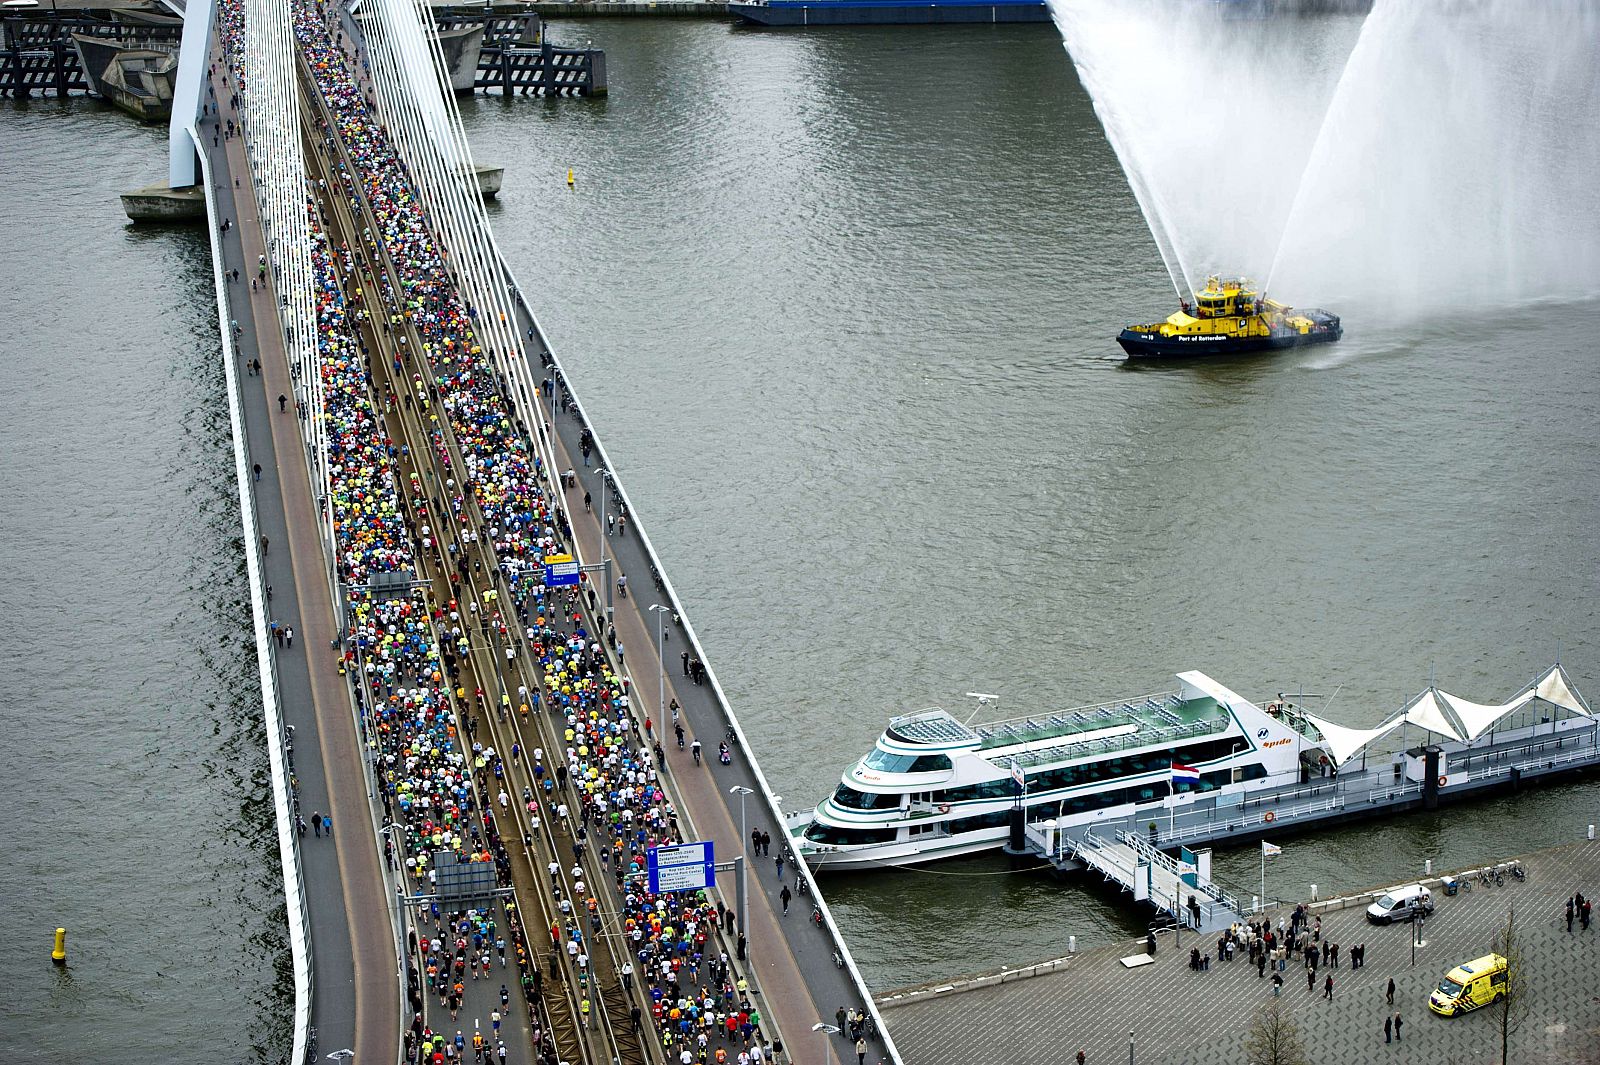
[1117, 276, 1341, 359]
[794, 671, 1312, 870]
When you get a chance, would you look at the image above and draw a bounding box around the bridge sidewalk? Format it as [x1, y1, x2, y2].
[201, 69, 400, 1064]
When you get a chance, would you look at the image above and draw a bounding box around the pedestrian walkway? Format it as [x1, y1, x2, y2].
[199, 50, 400, 1065]
[881, 838, 1600, 1065]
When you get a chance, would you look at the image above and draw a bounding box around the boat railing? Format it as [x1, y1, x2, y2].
[1011, 714, 1229, 769]
[973, 690, 1183, 742]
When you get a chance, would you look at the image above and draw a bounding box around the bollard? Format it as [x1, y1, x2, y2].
[52, 928, 67, 965]
[1068, 935, 1076, 954]
[1252, 895, 1260, 914]
[1424, 859, 1432, 876]
[1310, 884, 1318, 901]
[1589, 824, 1595, 841]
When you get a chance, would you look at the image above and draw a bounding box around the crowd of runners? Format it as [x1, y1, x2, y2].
[211, 0, 788, 1061]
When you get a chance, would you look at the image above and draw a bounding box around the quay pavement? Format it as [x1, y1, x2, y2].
[881, 838, 1600, 1065]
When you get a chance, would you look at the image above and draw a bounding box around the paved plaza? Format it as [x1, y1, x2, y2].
[881, 839, 1600, 1065]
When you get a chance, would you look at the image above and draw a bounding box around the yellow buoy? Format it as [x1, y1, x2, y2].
[566, 168, 575, 187]
[52, 928, 67, 965]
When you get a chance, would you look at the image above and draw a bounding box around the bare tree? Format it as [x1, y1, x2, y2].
[1244, 995, 1308, 1065]
[1491, 905, 1531, 1065]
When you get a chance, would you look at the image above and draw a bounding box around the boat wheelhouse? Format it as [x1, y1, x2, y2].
[796, 671, 1306, 870]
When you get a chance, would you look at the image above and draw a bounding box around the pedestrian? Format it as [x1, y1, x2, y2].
[1076, 1052, 1086, 1065]
[1386, 977, 1395, 1005]
[1306, 967, 1315, 992]
[681, 651, 690, 676]
[855, 1038, 866, 1065]
[261, 534, 269, 554]
[279, 393, 288, 412]
[775, 854, 785, 879]
[312, 810, 323, 837]
[1324, 974, 1334, 1000]
[323, 813, 332, 836]
[584, 490, 591, 512]
[1584, 898, 1593, 931]
[1271, 971, 1282, 996]
[1393, 1012, 1403, 1041]
[1331, 942, 1340, 968]
[1384, 1015, 1392, 1044]
[780, 885, 792, 916]
[285, 626, 295, 649]
[1567, 896, 1576, 933]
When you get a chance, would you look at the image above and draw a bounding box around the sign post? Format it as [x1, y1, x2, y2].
[646, 840, 717, 894]
[543, 553, 579, 588]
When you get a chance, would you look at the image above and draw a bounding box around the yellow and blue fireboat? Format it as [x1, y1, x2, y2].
[1118, 276, 1341, 358]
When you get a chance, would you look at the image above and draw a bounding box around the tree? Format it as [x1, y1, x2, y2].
[1244, 995, 1308, 1065]
[1491, 905, 1532, 1065]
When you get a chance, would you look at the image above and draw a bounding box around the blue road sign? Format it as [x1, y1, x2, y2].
[543, 554, 580, 587]
[646, 840, 716, 894]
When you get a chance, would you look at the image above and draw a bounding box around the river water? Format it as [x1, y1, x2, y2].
[3, 16, 1596, 1059]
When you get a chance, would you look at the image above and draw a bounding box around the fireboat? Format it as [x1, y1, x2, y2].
[1118, 277, 1341, 358]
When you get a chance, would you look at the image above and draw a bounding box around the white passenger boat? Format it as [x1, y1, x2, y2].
[793, 671, 1324, 871]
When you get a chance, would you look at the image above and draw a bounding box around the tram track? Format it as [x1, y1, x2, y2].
[295, 52, 653, 1065]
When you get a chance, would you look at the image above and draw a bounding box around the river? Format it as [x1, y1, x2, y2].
[3, 16, 1595, 1060]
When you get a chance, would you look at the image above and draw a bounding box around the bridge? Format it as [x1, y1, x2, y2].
[167, 1, 899, 1062]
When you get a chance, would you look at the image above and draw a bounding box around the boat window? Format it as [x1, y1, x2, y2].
[947, 810, 1011, 834]
[935, 736, 1253, 807]
[862, 749, 951, 774]
[802, 822, 897, 846]
[831, 783, 899, 811]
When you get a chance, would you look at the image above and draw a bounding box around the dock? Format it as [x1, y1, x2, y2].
[1014, 673, 1599, 933]
[882, 836, 1600, 1065]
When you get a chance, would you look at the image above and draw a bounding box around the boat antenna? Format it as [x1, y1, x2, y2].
[963, 692, 999, 725]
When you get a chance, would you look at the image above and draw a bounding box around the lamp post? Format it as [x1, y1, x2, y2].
[1129, 1029, 1135, 1065]
[812, 1022, 840, 1065]
[648, 603, 669, 720]
[730, 785, 753, 937]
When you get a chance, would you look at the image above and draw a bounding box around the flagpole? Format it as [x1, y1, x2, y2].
[1169, 774, 1176, 838]
[1261, 844, 1266, 909]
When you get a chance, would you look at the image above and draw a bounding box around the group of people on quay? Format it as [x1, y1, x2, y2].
[212, 0, 795, 1061]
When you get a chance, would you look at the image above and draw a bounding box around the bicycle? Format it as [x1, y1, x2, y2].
[1510, 861, 1527, 882]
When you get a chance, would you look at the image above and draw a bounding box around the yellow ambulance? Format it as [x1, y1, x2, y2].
[1428, 954, 1509, 1016]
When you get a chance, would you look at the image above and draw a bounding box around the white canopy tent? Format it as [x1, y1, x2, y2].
[1397, 690, 1464, 742]
[1438, 690, 1535, 742]
[1301, 712, 1405, 767]
[1298, 664, 1590, 767]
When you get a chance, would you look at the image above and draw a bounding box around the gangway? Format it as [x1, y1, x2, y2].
[1059, 827, 1242, 935]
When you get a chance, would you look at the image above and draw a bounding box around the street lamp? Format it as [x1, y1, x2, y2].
[648, 603, 669, 720]
[811, 1022, 840, 1065]
[1128, 1029, 1135, 1065]
[730, 785, 754, 937]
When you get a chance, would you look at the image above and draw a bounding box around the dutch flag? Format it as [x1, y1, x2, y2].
[1169, 762, 1201, 783]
